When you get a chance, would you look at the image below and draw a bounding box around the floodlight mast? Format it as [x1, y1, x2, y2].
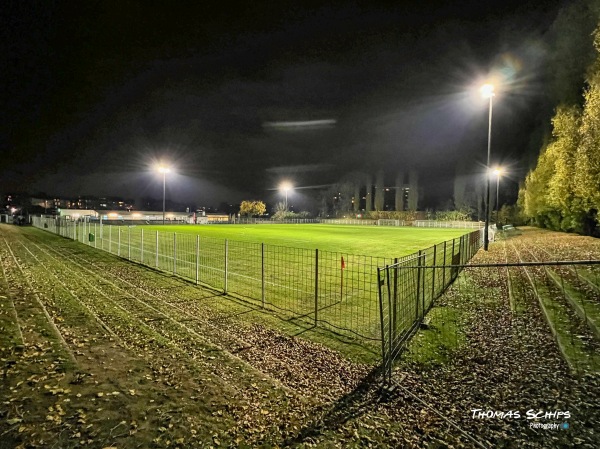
[494, 167, 503, 227]
[280, 182, 292, 210]
[158, 165, 171, 225]
[481, 83, 494, 251]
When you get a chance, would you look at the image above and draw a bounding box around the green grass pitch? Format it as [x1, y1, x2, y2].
[137, 224, 473, 258]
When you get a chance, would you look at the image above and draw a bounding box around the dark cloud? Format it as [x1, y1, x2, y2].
[1, 0, 574, 208]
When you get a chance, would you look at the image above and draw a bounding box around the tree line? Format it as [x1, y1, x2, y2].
[519, 25, 600, 236]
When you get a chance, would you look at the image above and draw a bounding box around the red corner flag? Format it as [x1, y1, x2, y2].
[341, 256, 346, 269]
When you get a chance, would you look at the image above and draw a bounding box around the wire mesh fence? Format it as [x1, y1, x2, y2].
[378, 258, 600, 384]
[32, 216, 482, 344]
[377, 231, 482, 382]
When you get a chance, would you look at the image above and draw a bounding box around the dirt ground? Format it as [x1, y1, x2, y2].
[1, 225, 599, 448]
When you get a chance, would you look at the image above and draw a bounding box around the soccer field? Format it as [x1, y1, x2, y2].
[137, 224, 472, 258]
[34, 217, 482, 344]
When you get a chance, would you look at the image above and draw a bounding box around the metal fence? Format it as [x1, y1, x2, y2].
[236, 218, 481, 227]
[377, 257, 600, 383]
[32, 216, 481, 344]
[235, 218, 378, 225]
[377, 231, 482, 381]
[414, 220, 484, 229]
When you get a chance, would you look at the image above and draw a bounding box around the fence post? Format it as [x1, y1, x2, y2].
[431, 245, 437, 302]
[416, 250, 422, 321]
[392, 257, 398, 348]
[224, 240, 229, 293]
[141, 229, 144, 264]
[442, 240, 447, 289]
[377, 267, 388, 384]
[94, 223, 97, 248]
[261, 243, 265, 308]
[421, 252, 426, 316]
[195, 235, 199, 285]
[155, 231, 159, 268]
[314, 249, 319, 326]
[173, 233, 177, 275]
[118, 227, 121, 257]
[128, 227, 131, 260]
[467, 232, 471, 259]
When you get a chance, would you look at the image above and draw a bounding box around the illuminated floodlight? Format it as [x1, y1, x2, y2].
[156, 163, 172, 225]
[279, 182, 293, 210]
[480, 83, 495, 99]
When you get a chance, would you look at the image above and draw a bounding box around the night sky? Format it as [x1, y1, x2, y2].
[1, 0, 591, 210]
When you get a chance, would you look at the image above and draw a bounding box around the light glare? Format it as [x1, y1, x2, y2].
[480, 83, 495, 99]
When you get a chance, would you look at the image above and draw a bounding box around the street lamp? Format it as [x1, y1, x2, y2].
[280, 182, 292, 210]
[481, 83, 495, 250]
[493, 167, 503, 228]
[157, 165, 171, 225]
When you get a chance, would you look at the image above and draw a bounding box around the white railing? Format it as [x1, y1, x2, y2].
[414, 220, 484, 229]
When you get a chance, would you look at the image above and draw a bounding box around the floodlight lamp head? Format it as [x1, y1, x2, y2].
[157, 165, 171, 174]
[480, 83, 495, 99]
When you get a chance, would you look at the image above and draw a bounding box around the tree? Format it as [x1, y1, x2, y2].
[395, 171, 404, 211]
[252, 200, 266, 216]
[374, 170, 384, 211]
[522, 144, 557, 227]
[547, 105, 582, 231]
[273, 201, 293, 220]
[365, 174, 372, 213]
[329, 181, 354, 216]
[546, 0, 600, 105]
[575, 29, 600, 216]
[521, 24, 600, 234]
[353, 183, 360, 213]
[239, 200, 266, 217]
[453, 160, 468, 210]
[407, 169, 419, 211]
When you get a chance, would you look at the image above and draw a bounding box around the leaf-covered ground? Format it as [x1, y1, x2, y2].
[1, 225, 598, 448]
